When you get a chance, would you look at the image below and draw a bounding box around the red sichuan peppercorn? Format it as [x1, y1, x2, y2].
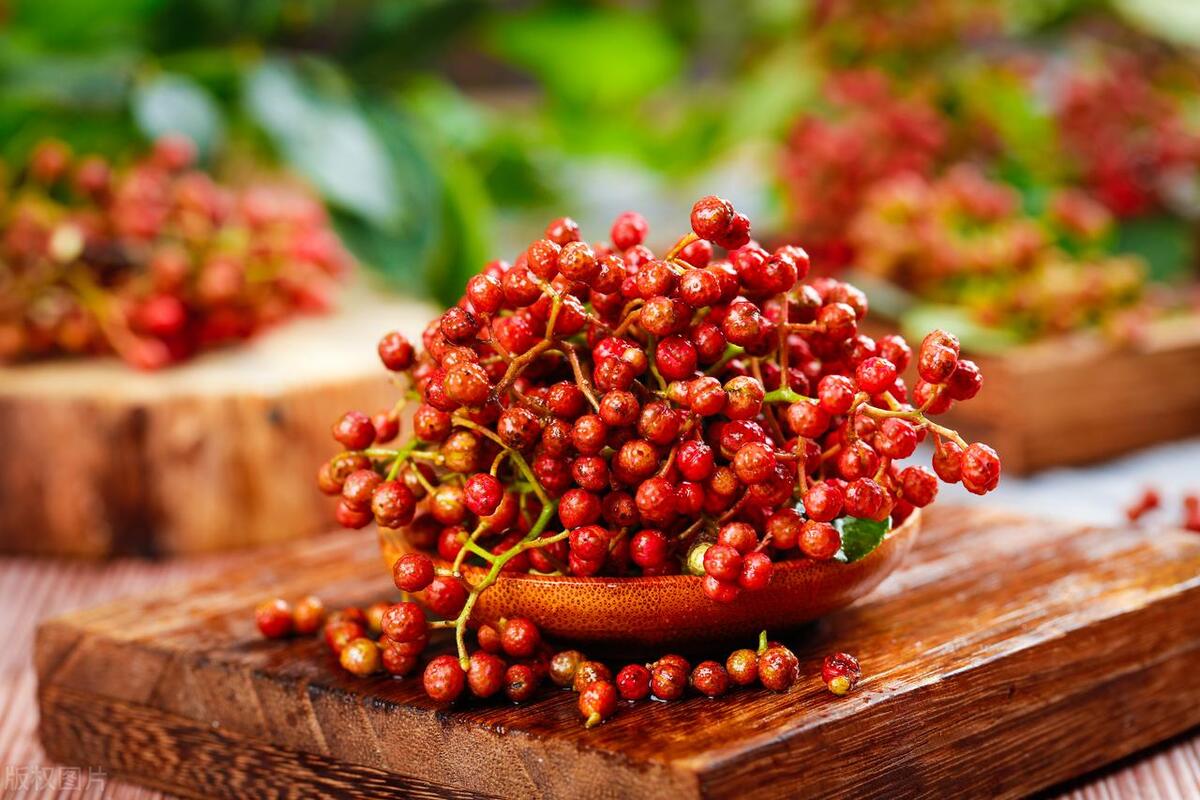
[821, 652, 862, 696]
[573, 661, 613, 693]
[690, 661, 730, 697]
[726, 648, 759, 686]
[579, 681, 618, 728]
[292, 595, 325, 635]
[255, 598, 293, 639]
[505, 663, 541, 703]
[423, 654, 467, 703]
[339, 638, 382, 677]
[758, 644, 800, 692]
[616, 664, 652, 701]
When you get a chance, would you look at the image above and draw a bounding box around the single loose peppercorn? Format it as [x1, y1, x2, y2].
[423, 654, 467, 703]
[573, 660, 613, 693]
[339, 638, 382, 677]
[255, 598, 293, 639]
[616, 663, 652, 701]
[364, 601, 390, 636]
[822, 652, 862, 696]
[550, 649, 585, 688]
[726, 648, 759, 686]
[505, 663, 541, 703]
[690, 661, 730, 697]
[651, 662, 688, 701]
[323, 620, 365, 655]
[758, 644, 800, 692]
[579, 681, 618, 728]
[292, 595, 326, 635]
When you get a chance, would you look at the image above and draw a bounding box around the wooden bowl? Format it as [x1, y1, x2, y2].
[379, 509, 921, 650]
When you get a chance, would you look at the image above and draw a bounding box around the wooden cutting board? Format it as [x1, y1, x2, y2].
[34, 506, 1200, 798]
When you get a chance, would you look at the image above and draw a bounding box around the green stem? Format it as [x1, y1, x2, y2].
[762, 387, 806, 405]
[704, 344, 744, 375]
[386, 437, 421, 480]
[454, 499, 559, 668]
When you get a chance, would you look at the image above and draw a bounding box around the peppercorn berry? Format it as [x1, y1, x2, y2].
[495, 617, 539, 659]
[255, 598, 293, 639]
[822, 652, 862, 696]
[573, 661, 613, 693]
[650, 662, 688, 701]
[726, 649, 759, 686]
[579, 681, 618, 728]
[424, 655, 467, 703]
[690, 661, 731, 697]
[758, 644, 800, 692]
[616, 663, 652, 700]
[292, 595, 326, 635]
[505, 663, 541, 703]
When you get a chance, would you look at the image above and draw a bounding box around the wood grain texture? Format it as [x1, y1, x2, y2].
[0, 287, 432, 558]
[940, 317, 1200, 474]
[31, 507, 1200, 799]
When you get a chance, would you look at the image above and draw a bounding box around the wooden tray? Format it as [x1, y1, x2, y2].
[0, 286, 431, 558]
[34, 506, 1200, 798]
[938, 317, 1200, 474]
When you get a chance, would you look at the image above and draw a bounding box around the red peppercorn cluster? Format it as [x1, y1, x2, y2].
[1052, 50, 1200, 220]
[564, 635, 804, 727]
[850, 165, 1151, 340]
[0, 136, 351, 369]
[319, 195, 998, 665]
[780, 70, 948, 269]
[257, 592, 861, 725]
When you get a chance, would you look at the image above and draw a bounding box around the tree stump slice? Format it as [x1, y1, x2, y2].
[34, 505, 1200, 798]
[0, 286, 433, 558]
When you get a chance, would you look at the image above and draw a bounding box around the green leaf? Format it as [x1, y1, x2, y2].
[955, 66, 1063, 184]
[1115, 215, 1196, 284]
[132, 73, 224, 156]
[0, 42, 135, 110]
[243, 59, 401, 227]
[835, 516, 892, 563]
[8, 0, 163, 50]
[484, 8, 683, 109]
[329, 101, 442, 293]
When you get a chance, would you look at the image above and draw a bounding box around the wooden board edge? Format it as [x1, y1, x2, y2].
[693, 581, 1200, 799]
[37, 684, 498, 800]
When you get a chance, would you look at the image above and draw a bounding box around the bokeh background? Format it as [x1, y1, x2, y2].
[7, 0, 1195, 311]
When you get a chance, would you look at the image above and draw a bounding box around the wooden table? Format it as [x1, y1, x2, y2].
[7, 512, 1200, 798]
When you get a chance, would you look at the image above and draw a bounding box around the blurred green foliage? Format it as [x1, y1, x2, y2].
[0, 0, 825, 304]
[0, 0, 522, 305]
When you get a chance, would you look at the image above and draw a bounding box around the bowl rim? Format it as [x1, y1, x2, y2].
[380, 506, 922, 587]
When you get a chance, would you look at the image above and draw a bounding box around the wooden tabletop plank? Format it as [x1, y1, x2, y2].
[10, 507, 1200, 798]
